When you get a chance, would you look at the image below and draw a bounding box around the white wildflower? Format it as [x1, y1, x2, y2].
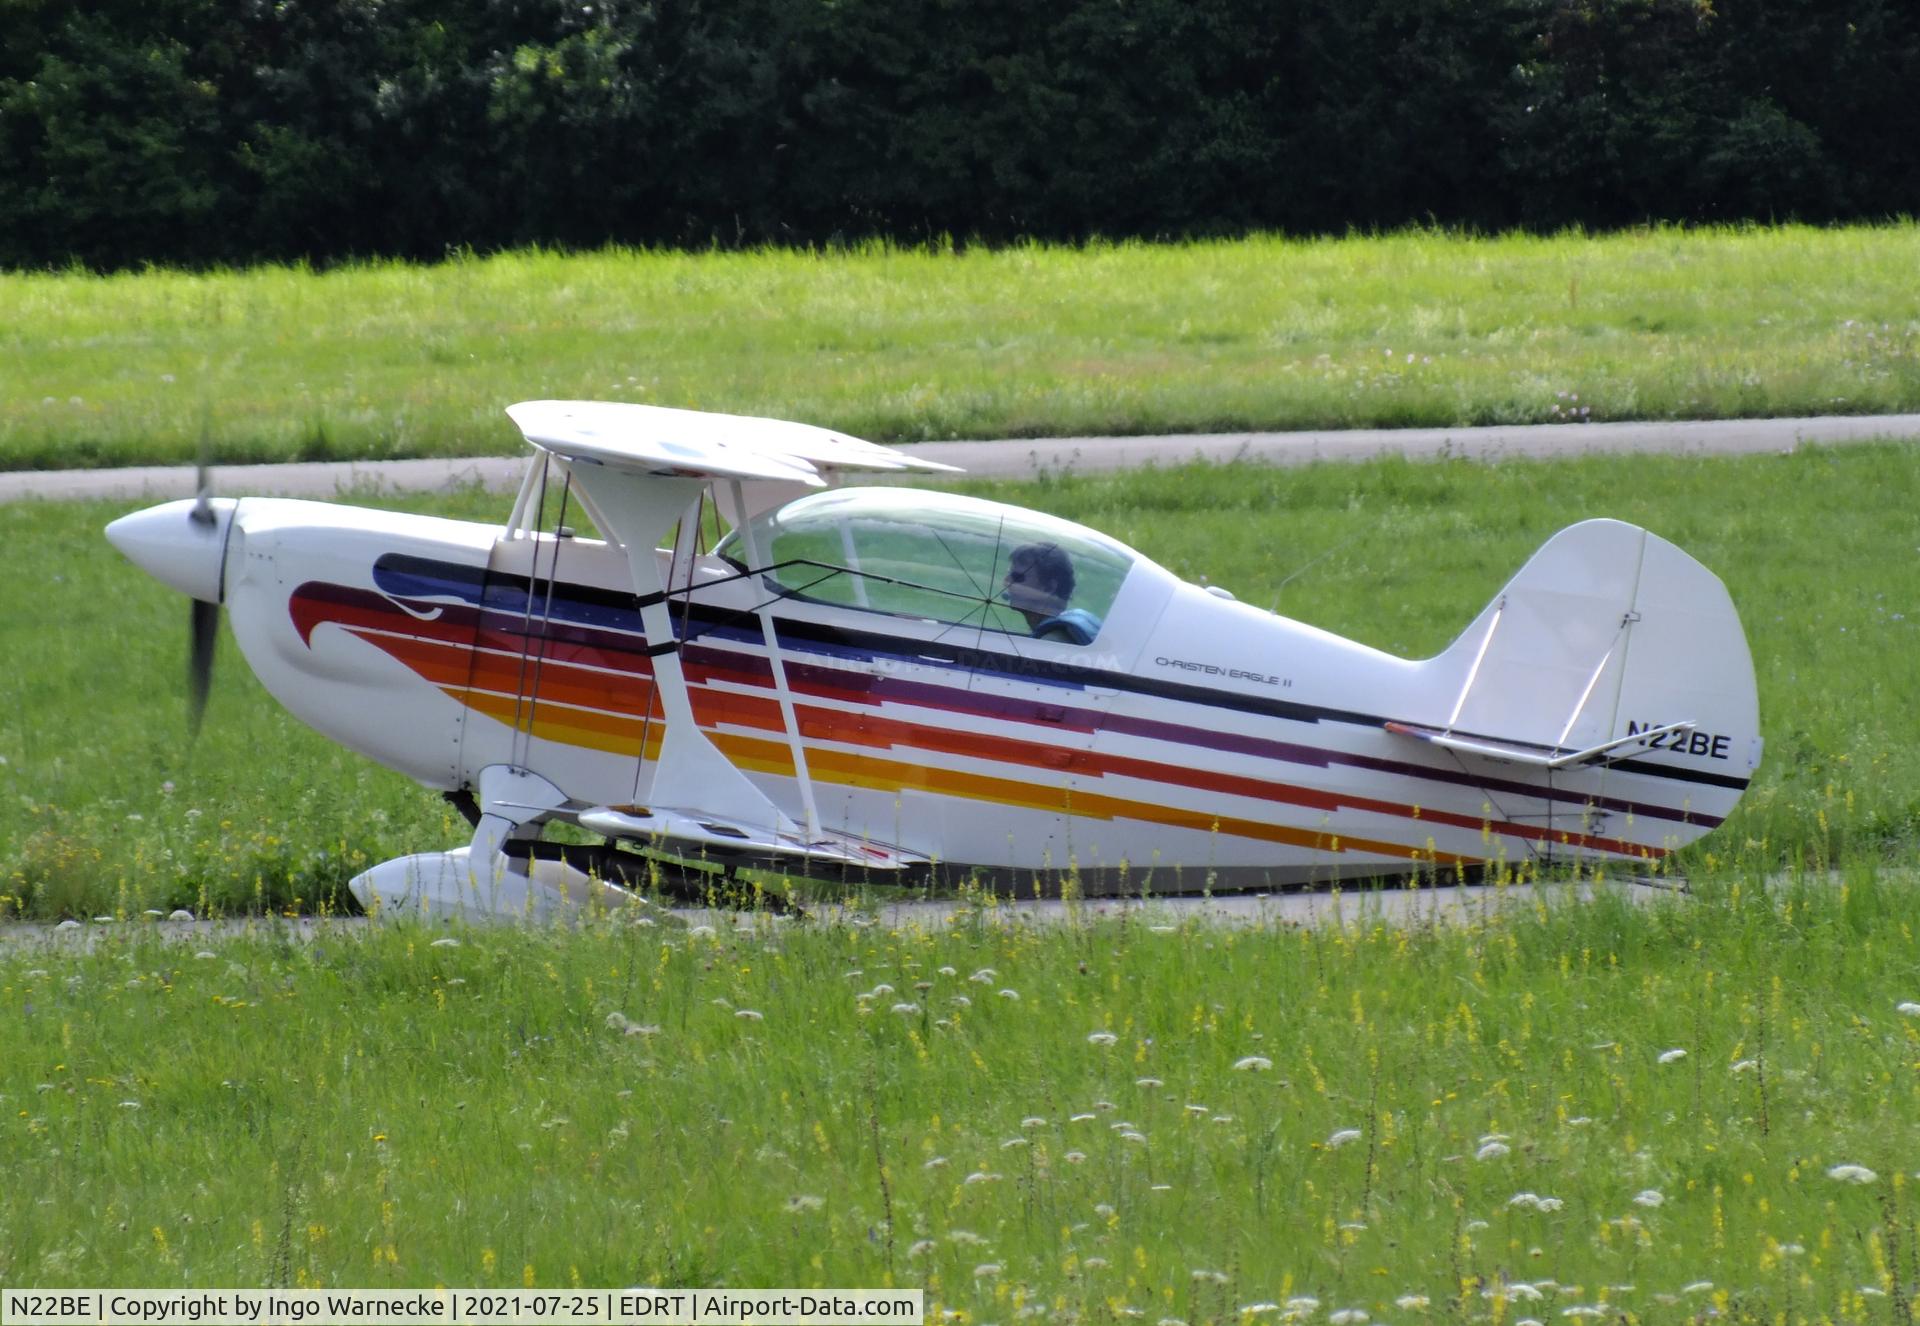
[890, 1002, 920, 1016]
[1064, 1150, 1087, 1164]
[119, 1100, 141, 1110]
[429, 937, 460, 948]
[1394, 1295, 1430, 1310]
[1731, 1058, 1758, 1073]
[1088, 1031, 1118, 1046]
[1233, 1055, 1273, 1072]
[963, 1171, 1002, 1185]
[1329, 1311, 1369, 1325]
[1135, 1077, 1164, 1088]
[1657, 1048, 1687, 1064]
[924, 1157, 948, 1170]
[973, 1263, 1002, 1279]
[1021, 1116, 1047, 1129]
[1828, 1163, 1878, 1184]
[1238, 1306, 1280, 1318]
[948, 1229, 987, 1246]
[908, 1240, 937, 1257]
[998, 988, 1020, 1001]
[1633, 1190, 1664, 1207]
[937, 966, 957, 977]
[1326, 1128, 1362, 1148]
[1680, 1282, 1713, 1294]
[735, 1009, 763, 1021]
[950, 995, 972, 1008]
[605, 1012, 632, 1031]
[1191, 1269, 1228, 1285]
[969, 968, 996, 984]
[1001, 1137, 1029, 1149]
[1476, 1140, 1511, 1161]
[784, 1194, 824, 1213]
[1070, 1113, 1096, 1123]
[1898, 1002, 1920, 1016]
[1120, 1131, 1147, 1144]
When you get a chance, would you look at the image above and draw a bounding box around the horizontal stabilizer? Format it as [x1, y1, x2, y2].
[579, 805, 928, 872]
[507, 401, 963, 485]
[1384, 718, 1696, 769]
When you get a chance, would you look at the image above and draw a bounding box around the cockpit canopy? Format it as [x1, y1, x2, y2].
[715, 488, 1139, 640]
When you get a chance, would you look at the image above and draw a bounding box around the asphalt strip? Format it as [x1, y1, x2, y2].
[5, 413, 1920, 503]
[0, 877, 1685, 949]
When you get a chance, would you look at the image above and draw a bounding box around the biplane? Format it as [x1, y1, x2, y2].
[105, 402, 1761, 917]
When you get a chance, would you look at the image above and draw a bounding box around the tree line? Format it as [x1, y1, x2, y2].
[2, 0, 1916, 269]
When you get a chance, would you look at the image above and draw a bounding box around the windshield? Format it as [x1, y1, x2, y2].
[715, 488, 1137, 640]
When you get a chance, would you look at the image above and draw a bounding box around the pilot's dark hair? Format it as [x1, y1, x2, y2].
[1009, 542, 1075, 600]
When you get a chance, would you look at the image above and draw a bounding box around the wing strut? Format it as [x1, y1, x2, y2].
[724, 477, 823, 839]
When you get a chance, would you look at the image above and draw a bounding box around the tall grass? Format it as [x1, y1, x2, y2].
[3, 442, 1918, 918]
[4, 226, 1920, 470]
[2, 869, 1917, 1317]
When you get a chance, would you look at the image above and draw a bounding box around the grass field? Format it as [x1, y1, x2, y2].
[3, 870, 1918, 1319]
[5, 225, 1920, 470]
[3, 443, 1918, 920]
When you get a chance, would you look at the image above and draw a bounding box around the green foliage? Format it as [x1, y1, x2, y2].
[2, 0, 1918, 267]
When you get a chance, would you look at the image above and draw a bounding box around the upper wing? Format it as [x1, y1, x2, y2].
[505, 400, 962, 484]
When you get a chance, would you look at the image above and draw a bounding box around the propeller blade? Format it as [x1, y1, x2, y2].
[188, 597, 218, 737]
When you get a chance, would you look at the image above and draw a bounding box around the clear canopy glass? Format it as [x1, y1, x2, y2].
[716, 488, 1139, 640]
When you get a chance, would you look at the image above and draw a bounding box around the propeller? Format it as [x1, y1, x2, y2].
[185, 449, 219, 737]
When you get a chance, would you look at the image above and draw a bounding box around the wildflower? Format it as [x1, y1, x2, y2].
[735, 1009, 763, 1021]
[784, 1194, 824, 1213]
[969, 968, 996, 984]
[1135, 1077, 1164, 1088]
[1185, 1105, 1209, 1115]
[1329, 1311, 1369, 1325]
[1898, 1002, 1920, 1016]
[924, 1157, 948, 1170]
[1191, 1270, 1228, 1285]
[869, 983, 894, 997]
[1680, 1282, 1713, 1294]
[1120, 1131, 1148, 1144]
[1083, 1256, 1111, 1268]
[963, 1171, 1001, 1185]
[1233, 1056, 1272, 1072]
[689, 925, 716, 937]
[1632, 1190, 1664, 1207]
[1508, 1193, 1564, 1212]
[908, 1240, 936, 1257]
[1088, 1031, 1118, 1046]
[1001, 1137, 1028, 1149]
[1239, 1306, 1280, 1318]
[1476, 1140, 1511, 1161]
[1021, 1116, 1047, 1129]
[119, 1100, 141, 1110]
[1827, 1164, 1877, 1183]
[1094, 1204, 1116, 1219]
[998, 989, 1020, 1001]
[1092, 1100, 1116, 1111]
[951, 995, 972, 1008]
[1284, 1300, 1321, 1315]
[605, 1012, 632, 1031]
[1561, 1309, 1604, 1320]
[1326, 1128, 1362, 1148]
[1070, 1113, 1096, 1123]
[938, 966, 957, 977]
[1064, 1150, 1087, 1163]
[890, 1003, 920, 1016]
[949, 1230, 988, 1247]
[1657, 1048, 1687, 1064]
[973, 1264, 1001, 1279]
[626, 1024, 659, 1038]
[1394, 1295, 1430, 1310]
[429, 937, 460, 949]
[1730, 1059, 1758, 1073]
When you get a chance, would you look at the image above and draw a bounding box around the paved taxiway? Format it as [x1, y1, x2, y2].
[5, 411, 1919, 503]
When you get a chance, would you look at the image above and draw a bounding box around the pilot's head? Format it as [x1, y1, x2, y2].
[1003, 542, 1074, 620]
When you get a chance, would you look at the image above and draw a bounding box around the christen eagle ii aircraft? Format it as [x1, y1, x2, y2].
[105, 402, 1761, 917]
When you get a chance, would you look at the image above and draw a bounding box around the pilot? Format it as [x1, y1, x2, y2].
[1002, 542, 1102, 644]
